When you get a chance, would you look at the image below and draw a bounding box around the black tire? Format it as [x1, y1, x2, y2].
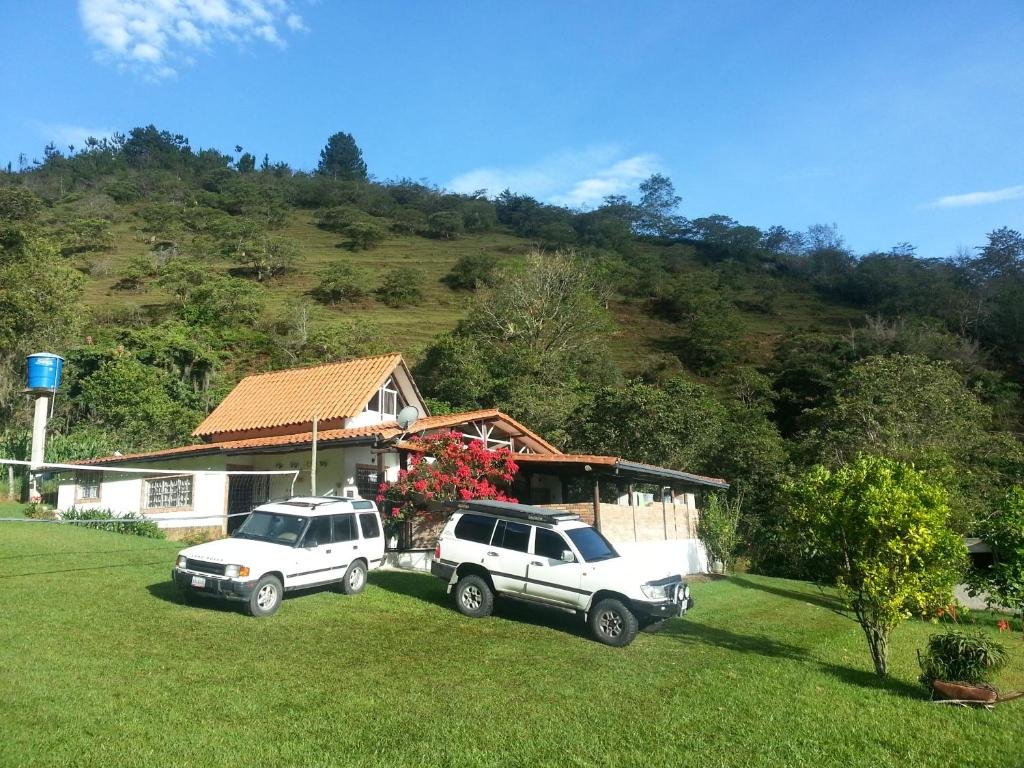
[589, 598, 639, 647]
[246, 575, 283, 617]
[454, 574, 494, 618]
[340, 560, 367, 595]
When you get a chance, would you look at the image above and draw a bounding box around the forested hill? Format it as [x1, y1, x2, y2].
[1, 125, 1022, 573]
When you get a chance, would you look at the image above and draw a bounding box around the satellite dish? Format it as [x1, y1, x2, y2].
[396, 405, 420, 431]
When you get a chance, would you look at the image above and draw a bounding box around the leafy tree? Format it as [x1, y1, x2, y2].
[237, 152, 256, 174]
[635, 173, 683, 238]
[180, 276, 265, 327]
[788, 455, 966, 676]
[114, 253, 158, 291]
[312, 262, 370, 305]
[653, 275, 749, 373]
[968, 487, 1024, 621]
[231, 226, 297, 281]
[56, 218, 114, 256]
[442, 253, 499, 290]
[316, 132, 368, 181]
[376, 268, 424, 308]
[0, 186, 43, 221]
[426, 210, 464, 240]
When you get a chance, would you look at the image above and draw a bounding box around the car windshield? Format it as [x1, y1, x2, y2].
[232, 511, 307, 546]
[566, 526, 619, 562]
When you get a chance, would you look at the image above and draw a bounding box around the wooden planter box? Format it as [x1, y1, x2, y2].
[931, 680, 998, 704]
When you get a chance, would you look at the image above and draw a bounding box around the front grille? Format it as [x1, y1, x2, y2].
[186, 558, 226, 576]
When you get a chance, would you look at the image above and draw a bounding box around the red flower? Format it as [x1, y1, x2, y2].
[998, 619, 1010, 632]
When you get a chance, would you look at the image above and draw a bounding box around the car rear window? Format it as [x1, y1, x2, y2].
[453, 513, 496, 544]
[493, 519, 530, 553]
[359, 512, 381, 539]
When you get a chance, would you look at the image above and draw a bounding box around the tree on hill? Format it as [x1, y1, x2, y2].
[636, 173, 683, 238]
[316, 132, 368, 181]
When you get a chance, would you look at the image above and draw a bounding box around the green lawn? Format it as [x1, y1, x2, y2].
[1, 523, 1021, 768]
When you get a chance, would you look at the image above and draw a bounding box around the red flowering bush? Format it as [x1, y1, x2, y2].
[377, 431, 518, 533]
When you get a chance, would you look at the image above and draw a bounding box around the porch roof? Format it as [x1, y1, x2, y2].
[511, 453, 729, 490]
[78, 409, 560, 466]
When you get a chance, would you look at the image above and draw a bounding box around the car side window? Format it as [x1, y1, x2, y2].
[303, 516, 331, 547]
[453, 513, 496, 544]
[534, 527, 569, 560]
[358, 513, 381, 539]
[492, 519, 530, 553]
[332, 513, 357, 542]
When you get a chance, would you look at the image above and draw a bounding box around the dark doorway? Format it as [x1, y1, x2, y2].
[226, 470, 271, 533]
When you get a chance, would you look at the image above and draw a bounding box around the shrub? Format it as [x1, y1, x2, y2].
[376, 268, 424, 308]
[918, 629, 1007, 685]
[442, 253, 499, 291]
[25, 502, 56, 520]
[697, 493, 741, 572]
[426, 210, 464, 240]
[311, 262, 370, 306]
[344, 219, 387, 250]
[60, 507, 164, 539]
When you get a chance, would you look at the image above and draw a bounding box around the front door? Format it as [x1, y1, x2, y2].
[226, 466, 271, 533]
[289, 516, 348, 588]
[525, 527, 586, 608]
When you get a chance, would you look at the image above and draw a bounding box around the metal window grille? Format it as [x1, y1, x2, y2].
[355, 465, 379, 500]
[145, 475, 193, 509]
[76, 473, 100, 500]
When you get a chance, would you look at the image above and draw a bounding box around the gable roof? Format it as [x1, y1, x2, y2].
[193, 354, 419, 439]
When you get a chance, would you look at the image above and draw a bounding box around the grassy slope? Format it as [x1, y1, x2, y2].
[2, 523, 1021, 768]
[72, 211, 862, 374]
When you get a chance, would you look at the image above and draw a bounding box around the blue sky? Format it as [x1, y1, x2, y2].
[1, 1, 1022, 256]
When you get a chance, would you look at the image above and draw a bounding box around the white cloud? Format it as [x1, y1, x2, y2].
[35, 122, 114, 149]
[924, 185, 1024, 209]
[78, 0, 306, 79]
[448, 147, 660, 208]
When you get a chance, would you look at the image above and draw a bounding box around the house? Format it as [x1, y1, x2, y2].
[57, 353, 727, 570]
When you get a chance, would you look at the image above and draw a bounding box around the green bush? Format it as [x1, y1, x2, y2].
[441, 253, 498, 291]
[312, 262, 370, 305]
[60, 508, 165, 539]
[344, 219, 387, 251]
[376, 268, 424, 308]
[918, 630, 1007, 685]
[698, 493, 742, 571]
[25, 502, 56, 520]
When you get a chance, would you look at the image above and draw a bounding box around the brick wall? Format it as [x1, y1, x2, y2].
[539, 498, 699, 543]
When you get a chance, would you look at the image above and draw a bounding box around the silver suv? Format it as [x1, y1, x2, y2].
[430, 499, 692, 647]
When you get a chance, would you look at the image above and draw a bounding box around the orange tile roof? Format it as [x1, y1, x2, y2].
[193, 354, 404, 438]
[80, 409, 561, 465]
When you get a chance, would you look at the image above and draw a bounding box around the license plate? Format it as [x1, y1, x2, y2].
[191, 575, 206, 588]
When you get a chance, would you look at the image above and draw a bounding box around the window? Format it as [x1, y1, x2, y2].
[145, 475, 192, 509]
[493, 519, 530, 553]
[534, 528, 569, 560]
[303, 516, 331, 547]
[364, 377, 405, 417]
[332, 513, 358, 542]
[233, 512, 307, 545]
[566, 527, 619, 562]
[76, 473, 100, 502]
[453, 513, 496, 544]
[355, 465, 379, 500]
[359, 513, 381, 539]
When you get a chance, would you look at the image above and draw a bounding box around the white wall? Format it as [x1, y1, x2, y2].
[612, 539, 709, 576]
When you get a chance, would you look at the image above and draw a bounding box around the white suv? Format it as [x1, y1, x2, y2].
[172, 497, 385, 616]
[431, 499, 693, 647]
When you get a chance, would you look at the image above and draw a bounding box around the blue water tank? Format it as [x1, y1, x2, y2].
[26, 353, 64, 391]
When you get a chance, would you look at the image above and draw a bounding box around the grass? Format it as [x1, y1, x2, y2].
[2, 522, 1021, 767]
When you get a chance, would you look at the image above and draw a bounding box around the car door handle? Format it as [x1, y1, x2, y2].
[353, 545, 359, 550]
[486, 551, 499, 557]
[325, 549, 332, 554]
[531, 561, 544, 566]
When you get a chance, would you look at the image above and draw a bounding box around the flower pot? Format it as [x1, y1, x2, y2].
[710, 559, 725, 575]
[931, 680, 998, 704]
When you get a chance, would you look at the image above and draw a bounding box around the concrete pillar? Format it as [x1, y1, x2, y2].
[28, 394, 49, 502]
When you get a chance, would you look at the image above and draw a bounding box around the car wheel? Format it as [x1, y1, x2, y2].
[341, 560, 367, 595]
[454, 574, 494, 618]
[590, 598, 639, 647]
[246, 575, 283, 617]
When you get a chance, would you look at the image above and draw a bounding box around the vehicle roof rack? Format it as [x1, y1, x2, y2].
[443, 499, 580, 523]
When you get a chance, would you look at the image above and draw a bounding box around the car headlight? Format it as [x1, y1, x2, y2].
[641, 582, 672, 600]
[683, 583, 690, 600]
[224, 565, 250, 578]
[176, 555, 187, 569]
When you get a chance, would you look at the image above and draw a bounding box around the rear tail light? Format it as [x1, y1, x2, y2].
[434, 543, 441, 561]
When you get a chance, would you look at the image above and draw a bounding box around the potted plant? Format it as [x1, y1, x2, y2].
[918, 629, 1008, 703]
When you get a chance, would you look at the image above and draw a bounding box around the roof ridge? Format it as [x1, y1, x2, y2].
[236, 353, 403, 381]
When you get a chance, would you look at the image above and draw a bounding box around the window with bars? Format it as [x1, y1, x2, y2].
[356, 465, 379, 500]
[145, 475, 193, 509]
[76, 473, 100, 501]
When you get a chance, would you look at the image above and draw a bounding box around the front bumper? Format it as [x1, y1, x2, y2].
[633, 595, 694, 619]
[172, 568, 256, 602]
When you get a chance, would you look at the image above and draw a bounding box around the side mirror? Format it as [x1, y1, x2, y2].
[560, 550, 576, 563]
